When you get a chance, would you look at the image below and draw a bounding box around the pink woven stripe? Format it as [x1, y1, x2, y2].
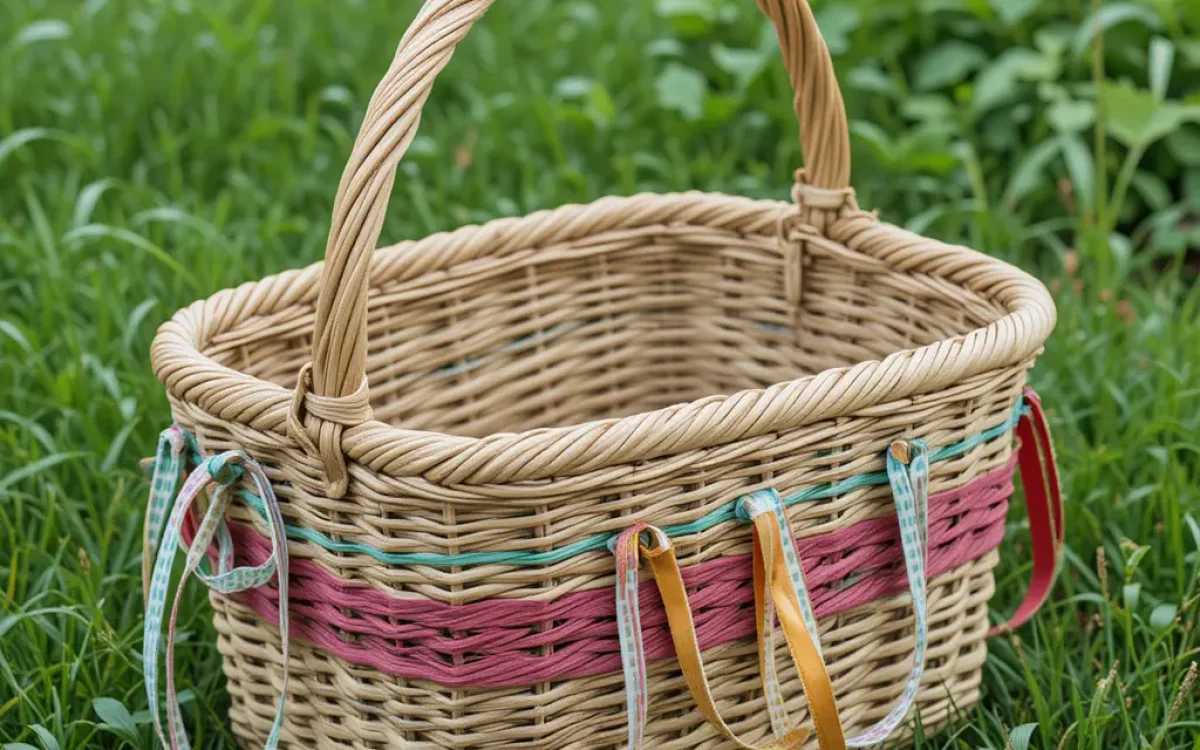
[194, 456, 1016, 688]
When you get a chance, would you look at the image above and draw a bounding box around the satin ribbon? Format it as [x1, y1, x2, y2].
[143, 432, 290, 750]
[989, 386, 1064, 635]
[743, 438, 929, 748]
[613, 518, 835, 749]
[613, 439, 932, 750]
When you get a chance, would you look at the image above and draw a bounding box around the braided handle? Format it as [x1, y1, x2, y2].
[302, 0, 851, 496]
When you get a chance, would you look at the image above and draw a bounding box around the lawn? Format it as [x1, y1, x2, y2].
[2, 0, 1199, 748]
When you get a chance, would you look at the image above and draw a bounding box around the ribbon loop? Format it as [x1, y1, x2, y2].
[143, 426, 188, 604]
[613, 516, 843, 749]
[742, 439, 930, 750]
[989, 387, 1064, 636]
[143, 435, 290, 750]
[613, 435, 934, 749]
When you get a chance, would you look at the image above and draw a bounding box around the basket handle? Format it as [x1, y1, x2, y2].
[298, 0, 851, 497]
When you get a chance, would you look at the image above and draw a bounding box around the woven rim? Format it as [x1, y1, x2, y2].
[152, 191, 1055, 484]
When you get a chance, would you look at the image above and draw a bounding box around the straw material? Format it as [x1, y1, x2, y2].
[181, 454, 1015, 689]
[149, 0, 1056, 746]
[210, 553, 998, 749]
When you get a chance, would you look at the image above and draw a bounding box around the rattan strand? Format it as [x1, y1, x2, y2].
[210, 553, 997, 749]
[148, 0, 1056, 745]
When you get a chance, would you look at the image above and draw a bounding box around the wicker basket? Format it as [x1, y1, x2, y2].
[148, 0, 1058, 747]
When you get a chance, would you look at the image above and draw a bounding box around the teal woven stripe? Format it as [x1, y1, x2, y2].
[196, 400, 1026, 569]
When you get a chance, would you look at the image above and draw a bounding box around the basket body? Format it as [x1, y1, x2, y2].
[153, 190, 1053, 748]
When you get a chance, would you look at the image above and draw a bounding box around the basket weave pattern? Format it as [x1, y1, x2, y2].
[182, 452, 1015, 690]
[150, 0, 1056, 746]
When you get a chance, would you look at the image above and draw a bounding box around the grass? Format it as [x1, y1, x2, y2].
[1, 0, 1199, 747]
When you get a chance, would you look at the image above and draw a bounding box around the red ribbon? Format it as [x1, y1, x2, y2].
[989, 386, 1064, 636]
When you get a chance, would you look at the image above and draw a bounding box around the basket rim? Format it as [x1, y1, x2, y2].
[151, 190, 1056, 485]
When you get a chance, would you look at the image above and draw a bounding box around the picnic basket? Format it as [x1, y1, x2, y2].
[144, 0, 1061, 748]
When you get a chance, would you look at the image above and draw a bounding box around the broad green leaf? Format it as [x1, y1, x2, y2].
[972, 49, 1047, 114]
[1148, 37, 1174, 99]
[1009, 723, 1039, 750]
[989, 0, 1038, 26]
[1100, 80, 1185, 148]
[701, 93, 739, 127]
[711, 44, 768, 89]
[1166, 126, 1200, 166]
[1004, 139, 1061, 207]
[1123, 582, 1141, 610]
[3, 744, 41, 750]
[1131, 171, 1171, 211]
[93, 697, 138, 743]
[655, 63, 707, 121]
[846, 65, 896, 97]
[1060, 134, 1095, 210]
[1149, 603, 1178, 630]
[1073, 3, 1163, 57]
[1180, 39, 1200, 66]
[1048, 98, 1095, 133]
[850, 120, 894, 165]
[654, 0, 716, 38]
[647, 38, 684, 58]
[914, 41, 987, 91]
[920, 0, 969, 11]
[318, 84, 355, 107]
[553, 77, 593, 99]
[1186, 170, 1200, 209]
[813, 4, 860, 55]
[901, 95, 956, 123]
[588, 85, 615, 126]
[1034, 25, 1073, 58]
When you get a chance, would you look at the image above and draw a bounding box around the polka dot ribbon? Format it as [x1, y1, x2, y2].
[142, 428, 290, 750]
[613, 438, 930, 749]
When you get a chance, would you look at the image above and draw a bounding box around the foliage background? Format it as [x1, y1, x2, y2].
[1, 0, 1198, 747]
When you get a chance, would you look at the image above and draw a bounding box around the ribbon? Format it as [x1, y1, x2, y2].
[612, 521, 844, 747]
[613, 438, 932, 749]
[612, 520, 831, 749]
[143, 431, 290, 750]
[612, 524, 667, 750]
[741, 438, 929, 748]
[989, 386, 1063, 635]
[142, 425, 188, 603]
